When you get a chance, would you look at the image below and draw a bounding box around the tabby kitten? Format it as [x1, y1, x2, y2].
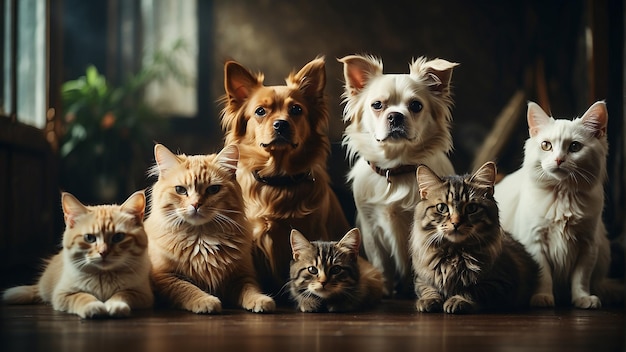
[495, 101, 623, 308]
[2, 191, 153, 319]
[145, 144, 275, 314]
[411, 162, 538, 314]
[288, 228, 384, 312]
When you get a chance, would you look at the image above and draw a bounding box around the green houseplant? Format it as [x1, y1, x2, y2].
[60, 41, 190, 203]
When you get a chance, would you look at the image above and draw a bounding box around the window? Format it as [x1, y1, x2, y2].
[141, 0, 197, 117]
[2, 0, 48, 128]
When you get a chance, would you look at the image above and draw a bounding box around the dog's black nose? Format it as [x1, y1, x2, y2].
[273, 120, 290, 134]
[387, 112, 405, 128]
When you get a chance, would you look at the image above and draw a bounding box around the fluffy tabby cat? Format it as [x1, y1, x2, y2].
[495, 101, 623, 308]
[288, 228, 384, 312]
[2, 191, 153, 319]
[411, 162, 538, 314]
[145, 144, 275, 313]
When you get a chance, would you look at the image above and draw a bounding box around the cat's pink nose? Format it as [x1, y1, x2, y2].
[555, 158, 565, 166]
[98, 246, 109, 258]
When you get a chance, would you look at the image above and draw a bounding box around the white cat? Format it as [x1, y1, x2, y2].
[495, 100, 622, 309]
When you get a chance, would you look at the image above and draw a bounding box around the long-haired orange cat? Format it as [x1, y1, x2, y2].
[2, 191, 153, 319]
[145, 144, 275, 313]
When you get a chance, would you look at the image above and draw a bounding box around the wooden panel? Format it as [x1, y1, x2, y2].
[0, 119, 59, 287]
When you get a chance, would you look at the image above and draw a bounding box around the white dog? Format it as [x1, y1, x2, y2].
[339, 54, 458, 296]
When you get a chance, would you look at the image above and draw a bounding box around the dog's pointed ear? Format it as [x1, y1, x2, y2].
[224, 61, 262, 106]
[339, 55, 383, 96]
[222, 61, 261, 138]
[410, 57, 459, 96]
[291, 56, 326, 99]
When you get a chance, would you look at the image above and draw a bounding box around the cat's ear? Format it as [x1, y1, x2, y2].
[337, 228, 361, 258]
[61, 192, 89, 229]
[290, 229, 312, 261]
[154, 144, 181, 175]
[581, 100, 608, 138]
[411, 57, 459, 96]
[338, 55, 383, 96]
[120, 190, 146, 223]
[416, 165, 443, 200]
[527, 102, 553, 137]
[216, 144, 239, 176]
[470, 162, 497, 197]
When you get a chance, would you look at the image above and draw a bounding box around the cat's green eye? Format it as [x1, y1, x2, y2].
[329, 266, 342, 275]
[206, 185, 221, 195]
[541, 141, 552, 151]
[175, 186, 187, 195]
[111, 232, 125, 243]
[436, 203, 448, 213]
[569, 141, 583, 152]
[465, 203, 479, 214]
[371, 101, 383, 111]
[307, 266, 318, 275]
[84, 234, 97, 243]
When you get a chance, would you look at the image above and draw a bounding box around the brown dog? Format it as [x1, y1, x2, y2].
[220, 57, 350, 294]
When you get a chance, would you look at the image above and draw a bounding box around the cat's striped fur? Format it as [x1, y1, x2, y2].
[288, 228, 383, 312]
[410, 162, 538, 313]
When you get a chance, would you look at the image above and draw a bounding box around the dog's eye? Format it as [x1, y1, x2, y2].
[255, 107, 266, 117]
[289, 104, 303, 116]
[371, 101, 383, 111]
[409, 100, 423, 113]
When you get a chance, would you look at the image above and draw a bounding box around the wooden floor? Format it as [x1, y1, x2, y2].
[1, 300, 624, 352]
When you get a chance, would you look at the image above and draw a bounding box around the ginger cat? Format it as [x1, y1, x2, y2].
[145, 144, 275, 313]
[2, 191, 153, 319]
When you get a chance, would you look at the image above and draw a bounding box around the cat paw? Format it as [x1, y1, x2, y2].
[573, 295, 601, 309]
[298, 298, 321, 313]
[443, 296, 476, 314]
[79, 301, 108, 319]
[415, 298, 443, 313]
[530, 293, 555, 307]
[243, 294, 276, 313]
[186, 295, 222, 314]
[105, 300, 131, 317]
